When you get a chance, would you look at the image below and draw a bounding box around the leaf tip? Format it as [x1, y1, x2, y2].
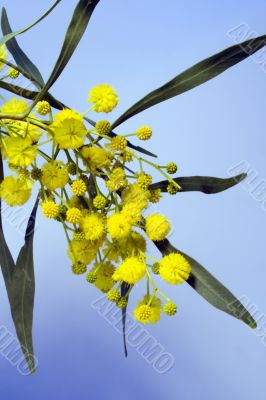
[236, 172, 247, 182]
[250, 320, 257, 330]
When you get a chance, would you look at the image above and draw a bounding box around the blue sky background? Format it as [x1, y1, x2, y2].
[1, 0, 266, 399]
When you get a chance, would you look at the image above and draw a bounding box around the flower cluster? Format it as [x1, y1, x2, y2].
[0, 47, 190, 324]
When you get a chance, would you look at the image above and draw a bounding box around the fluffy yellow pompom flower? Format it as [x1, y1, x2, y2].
[53, 109, 83, 125]
[1, 98, 28, 114]
[159, 253, 191, 285]
[112, 256, 146, 284]
[121, 231, 147, 256]
[136, 126, 152, 141]
[103, 239, 121, 263]
[36, 101, 51, 116]
[9, 120, 42, 142]
[0, 45, 7, 72]
[5, 137, 37, 167]
[68, 239, 102, 265]
[71, 179, 87, 196]
[91, 261, 116, 292]
[41, 161, 69, 190]
[81, 213, 105, 241]
[41, 201, 59, 219]
[88, 84, 118, 113]
[0, 175, 31, 206]
[121, 183, 149, 210]
[66, 208, 82, 224]
[81, 147, 113, 170]
[107, 213, 131, 240]
[53, 118, 87, 149]
[121, 202, 142, 225]
[134, 304, 151, 324]
[145, 213, 171, 241]
[106, 167, 127, 192]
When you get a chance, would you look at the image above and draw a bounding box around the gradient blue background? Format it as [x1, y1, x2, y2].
[1, 0, 266, 399]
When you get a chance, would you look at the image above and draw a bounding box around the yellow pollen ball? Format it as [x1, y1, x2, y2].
[0, 175, 31, 206]
[134, 304, 152, 324]
[88, 84, 119, 113]
[136, 126, 152, 140]
[41, 201, 59, 219]
[66, 208, 82, 224]
[82, 214, 105, 241]
[110, 136, 127, 151]
[107, 213, 132, 240]
[36, 101, 51, 116]
[71, 179, 87, 196]
[145, 213, 171, 241]
[41, 161, 69, 191]
[95, 120, 111, 136]
[159, 253, 191, 285]
[112, 256, 146, 284]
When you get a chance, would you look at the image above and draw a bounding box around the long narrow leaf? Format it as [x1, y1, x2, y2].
[155, 239, 256, 329]
[120, 282, 130, 357]
[1, 8, 46, 88]
[0, 81, 65, 108]
[150, 173, 247, 193]
[112, 35, 266, 129]
[9, 197, 39, 374]
[33, 0, 100, 104]
[0, 153, 16, 283]
[0, 1, 62, 47]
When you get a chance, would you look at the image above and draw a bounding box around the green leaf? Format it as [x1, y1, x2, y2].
[150, 173, 247, 193]
[155, 239, 257, 329]
[1, 8, 46, 88]
[0, 1, 62, 47]
[9, 198, 39, 374]
[120, 282, 130, 357]
[33, 0, 101, 104]
[0, 153, 16, 284]
[112, 35, 266, 129]
[0, 81, 65, 108]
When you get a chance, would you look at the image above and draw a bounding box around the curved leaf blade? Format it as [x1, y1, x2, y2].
[34, 0, 100, 104]
[0, 1, 62, 47]
[1, 8, 45, 88]
[0, 81, 66, 109]
[155, 239, 256, 329]
[112, 35, 266, 129]
[150, 173, 247, 193]
[120, 282, 130, 357]
[9, 197, 39, 374]
[0, 153, 16, 283]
